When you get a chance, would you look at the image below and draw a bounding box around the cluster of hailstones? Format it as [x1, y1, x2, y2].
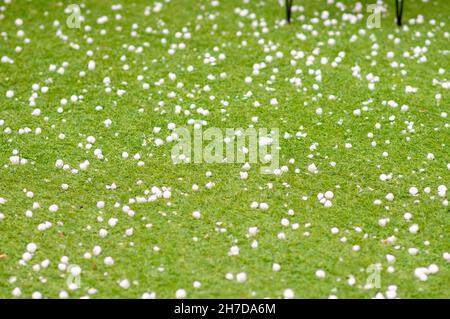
[317, 191, 334, 207]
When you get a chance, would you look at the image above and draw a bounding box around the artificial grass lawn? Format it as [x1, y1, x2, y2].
[0, 0, 449, 298]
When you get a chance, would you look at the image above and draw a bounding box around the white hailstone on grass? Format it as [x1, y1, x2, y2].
[259, 202, 269, 210]
[225, 273, 234, 280]
[79, 160, 90, 171]
[437, 185, 447, 197]
[122, 152, 129, 159]
[428, 264, 439, 274]
[386, 254, 396, 263]
[409, 224, 419, 234]
[315, 269, 326, 279]
[229, 246, 240, 256]
[193, 281, 201, 289]
[70, 266, 81, 277]
[236, 272, 247, 283]
[99, 228, 108, 237]
[248, 227, 258, 236]
[110, 217, 120, 227]
[119, 279, 130, 289]
[26, 243, 37, 253]
[88, 288, 97, 295]
[192, 211, 201, 219]
[155, 138, 164, 146]
[93, 245, 102, 256]
[142, 292, 156, 299]
[324, 200, 332, 208]
[404, 212, 412, 220]
[409, 187, 419, 196]
[37, 222, 52, 231]
[49, 204, 59, 212]
[386, 290, 397, 299]
[324, 191, 334, 199]
[414, 267, 428, 281]
[385, 193, 394, 201]
[427, 153, 435, 160]
[9, 156, 20, 165]
[22, 252, 32, 262]
[315, 107, 323, 115]
[272, 263, 281, 272]
[308, 163, 318, 173]
[96, 201, 105, 209]
[175, 289, 186, 299]
[378, 218, 389, 227]
[283, 289, 295, 299]
[6, 90, 14, 98]
[347, 276, 356, 286]
[163, 190, 171, 198]
[104, 257, 114, 266]
[12, 287, 21, 297]
[32, 291, 42, 299]
[331, 227, 339, 234]
[88, 60, 96, 70]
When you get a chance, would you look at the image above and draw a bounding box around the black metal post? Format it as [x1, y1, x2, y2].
[285, 0, 293, 24]
[395, 0, 404, 26]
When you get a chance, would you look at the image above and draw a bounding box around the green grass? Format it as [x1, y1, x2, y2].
[0, 0, 449, 299]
